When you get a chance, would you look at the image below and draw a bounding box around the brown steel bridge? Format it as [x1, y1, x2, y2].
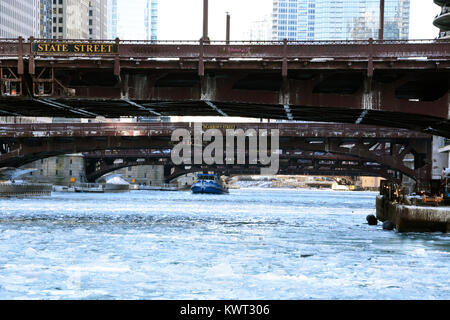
[0, 122, 431, 188]
[83, 149, 404, 185]
[1, 38, 450, 136]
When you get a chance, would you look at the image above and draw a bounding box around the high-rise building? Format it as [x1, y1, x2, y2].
[108, 0, 157, 40]
[89, 0, 108, 39]
[107, 0, 118, 39]
[272, 0, 410, 41]
[0, 0, 40, 38]
[51, 0, 106, 39]
[433, 0, 450, 39]
[52, 0, 89, 39]
[40, 0, 53, 38]
[145, 0, 158, 41]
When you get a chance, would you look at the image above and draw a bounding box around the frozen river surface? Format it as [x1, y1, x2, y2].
[0, 189, 448, 299]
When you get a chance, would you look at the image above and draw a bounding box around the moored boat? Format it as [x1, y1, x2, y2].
[102, 174, 130, 193]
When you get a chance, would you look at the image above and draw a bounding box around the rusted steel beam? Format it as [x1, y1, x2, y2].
[1, 38, 449, 60]
[17, 37, 23, 75]
[226, 13, 230, 45]
[379, 0, 385, 41]
[165, 165, 401, 184]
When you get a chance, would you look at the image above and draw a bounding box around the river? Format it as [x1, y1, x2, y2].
[0, 188, 448, 299]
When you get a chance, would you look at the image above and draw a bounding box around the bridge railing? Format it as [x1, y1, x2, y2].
[0, 122, 431, 139]
[1, 38, 450, 60]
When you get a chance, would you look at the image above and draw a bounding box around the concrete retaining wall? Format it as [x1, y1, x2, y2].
[376, 195, 449, 233]
[0, 183, 52, 197]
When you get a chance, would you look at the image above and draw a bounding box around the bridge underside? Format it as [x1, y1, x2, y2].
[83, 150, 404, 184]
[1, 62, 450, 137]
[0, 133, 426, 186]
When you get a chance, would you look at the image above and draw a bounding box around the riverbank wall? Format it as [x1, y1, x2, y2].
[0, 183, 52, 197]
[376, 195, 449, 233]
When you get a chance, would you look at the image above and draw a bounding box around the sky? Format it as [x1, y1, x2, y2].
[155, 0, 441, 40]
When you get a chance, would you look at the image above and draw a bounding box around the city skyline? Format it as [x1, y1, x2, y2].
[0, 0, 443, 40]
[271, 0, 410, 41]
[156, 0, 440, 40]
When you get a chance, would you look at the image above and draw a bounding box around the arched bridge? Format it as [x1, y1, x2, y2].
[83, 149, 403, 184]
[0, 122, 431, 188]
[1, 38, 450, 136]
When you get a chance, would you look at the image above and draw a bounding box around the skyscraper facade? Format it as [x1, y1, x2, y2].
[272, 0, 410, 41]
[52, 0, 89, 39]
[51, 0, 106, 39]
[145, 0, 158, 41]
[89, 0, 108, 39]
[0, 0, 40, 38]
[108, 0, 157, 40]
[40, 0, 53, 38]
[107, 0, 118, 39]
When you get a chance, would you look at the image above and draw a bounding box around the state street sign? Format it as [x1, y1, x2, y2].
[32, 42, 118, 54]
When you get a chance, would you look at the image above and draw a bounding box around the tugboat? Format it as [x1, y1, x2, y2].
[191, 174, 229, 194]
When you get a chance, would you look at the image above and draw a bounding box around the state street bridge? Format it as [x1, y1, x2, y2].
[0, 122, 432, 188]
[1, 38, 450, 136]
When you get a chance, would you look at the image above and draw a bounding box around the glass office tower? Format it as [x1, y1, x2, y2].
[108, 0, 157, 40]
[0, 0, 40, 38]
[272, 0, 410, 41]
[145, 0, 158, 41]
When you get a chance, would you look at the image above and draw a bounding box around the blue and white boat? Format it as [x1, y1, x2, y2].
[191, 174, 229, 194]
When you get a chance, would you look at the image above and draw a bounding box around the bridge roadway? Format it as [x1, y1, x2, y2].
[0, 122, 432, 187]
[1, 38, 450, 136]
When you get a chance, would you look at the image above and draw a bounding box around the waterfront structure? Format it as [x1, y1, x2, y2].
[108, 0, 157, 40]
[433, 0, 450, 39]
[0, 0, 40, 38]
[21, 154, 87, 186]
[20, 155, 165, 187]
[272, 0, 410, 41]
[114, 165, 164, 186]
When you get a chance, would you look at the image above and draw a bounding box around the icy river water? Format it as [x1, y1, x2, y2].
[0, 188, 448, 300]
